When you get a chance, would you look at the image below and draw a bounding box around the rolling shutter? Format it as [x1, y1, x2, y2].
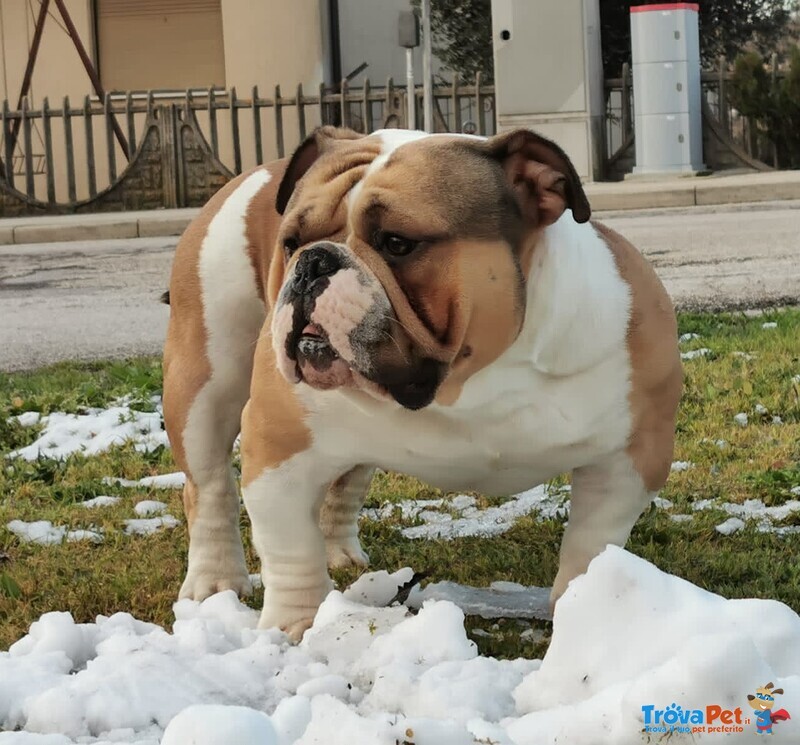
[97, 0, 225, 91]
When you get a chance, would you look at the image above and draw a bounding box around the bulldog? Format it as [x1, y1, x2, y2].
[163, 126, 682, 640]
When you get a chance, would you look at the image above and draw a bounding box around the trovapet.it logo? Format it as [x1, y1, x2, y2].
[641, 703, 749, 735]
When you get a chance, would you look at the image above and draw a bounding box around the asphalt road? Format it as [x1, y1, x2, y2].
[1, 201, 798, 372]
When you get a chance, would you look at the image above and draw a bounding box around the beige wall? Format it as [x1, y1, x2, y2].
[0, 0, 95, 103]
[220, 0, 327, 93]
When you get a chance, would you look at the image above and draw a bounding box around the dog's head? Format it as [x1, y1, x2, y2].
[268, 126, 590, 409]
[748, 683, 784, 711]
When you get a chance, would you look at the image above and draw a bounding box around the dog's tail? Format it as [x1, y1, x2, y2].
[160, 290, 170, 305]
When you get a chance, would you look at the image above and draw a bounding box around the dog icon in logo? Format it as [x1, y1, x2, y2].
[747, 682, 791, 735]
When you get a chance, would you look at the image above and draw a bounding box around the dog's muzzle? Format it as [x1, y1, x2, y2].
[272, 241, 445, 409]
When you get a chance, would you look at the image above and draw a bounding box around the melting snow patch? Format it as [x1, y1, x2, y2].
[7, 398, 168, 461]
[6, 520, 102, 545]
[1, 549, 799, 744]
[133, 501, 168, 517]
[715, 517, 745, 535]
[679, 332, 700, 343]
[78, 496, 120, 509]
[123, 515, 179, 536]
[733, 351, 756, 360]
[670, 461, 694, 472]
[734, 412, 748, 426]
[652, 496, 673, 510]
[680, 347, 710, 360]
[364, 485, 568, 540]
[103, 472, 185, 490]
[755, 403, 768, 415]
[669, 514, 693, 524]
[762, 321, 778, 329]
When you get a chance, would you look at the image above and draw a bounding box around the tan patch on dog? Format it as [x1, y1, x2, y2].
[241, 327, 313, 489]
[594, 221, 683, 491]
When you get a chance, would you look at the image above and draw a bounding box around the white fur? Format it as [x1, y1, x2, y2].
[179, 170, 271, 601]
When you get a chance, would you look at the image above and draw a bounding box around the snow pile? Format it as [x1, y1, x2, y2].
[2, 549, 799, 744]
[7, 399, 167, 461]
[79, 496, 120, 509]
[123, 515, 179, 536]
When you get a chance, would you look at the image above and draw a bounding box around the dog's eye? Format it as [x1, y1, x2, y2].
[283, 237, 300, 256]
[377, 232, 418, 257]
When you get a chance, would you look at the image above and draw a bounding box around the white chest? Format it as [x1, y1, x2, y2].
[301, 216, 634, 495]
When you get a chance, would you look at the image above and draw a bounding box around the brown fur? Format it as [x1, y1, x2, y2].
[594, 221, 683, 491]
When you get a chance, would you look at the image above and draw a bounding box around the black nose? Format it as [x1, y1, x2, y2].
[292, 244, 341, 294]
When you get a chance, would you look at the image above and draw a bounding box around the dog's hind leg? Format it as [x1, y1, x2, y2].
[163, 171, 271, 600]
[320, 465, 374, 569]
[551, 450, 653, 605]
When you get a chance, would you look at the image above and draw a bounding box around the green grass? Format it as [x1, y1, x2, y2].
[1, 310, 799, 657]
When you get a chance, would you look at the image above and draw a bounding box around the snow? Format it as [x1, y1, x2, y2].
[7, 400, 168, 461]
[407, 581, 552, 621]
[123, 516, 179, 536]
[715, 517, 745, 535]
[2, 548, 799, 744]
[103, 472, 185, 490]
[6, 521, 102, 546]
[133, 501, 168, 517]
[734, 412, 748, 426]
[161, 705, 278, 745]
[670, 461, 693, 472]
[762, 321, 778, 329]
[363, 485, 568, 541]
[755, 403, 768, 415]
[680, 348, 710, 360]
[678, 333, 700, 343]
[78, 497, 120, 509]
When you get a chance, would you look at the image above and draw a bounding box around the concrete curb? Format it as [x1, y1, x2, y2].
[0, 209, 200, 246]
[0, 171, 798, 245]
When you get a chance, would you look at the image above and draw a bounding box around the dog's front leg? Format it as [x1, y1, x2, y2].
[241, 450, 340, 642]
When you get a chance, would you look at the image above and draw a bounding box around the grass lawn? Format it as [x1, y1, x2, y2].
[1, 309, 799, 659]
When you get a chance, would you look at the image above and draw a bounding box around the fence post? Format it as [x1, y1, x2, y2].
[319, 82, 328, 126]
[475, 72, 485, 135]
[621, 62, 631, 141]
[207, 87, 219, 158]
[297, 83, 307, 140]
[385, 77, 395, 128]
[84, 95, 96, 197]
[62, 95, 76, 201]
[22, 98, 35, 197]
[363, 78, 373, 133]
[2, 99, 14, 187]
[771, 52, 779, 168]
[104, 92, 116, 182]
[126, 91, 136, 153]
[274, 85, 285, 159]
[43, 97, 55, 203]
[718, 56, 729, 134]
[230, 87, 242, 173]
[252, 85, 263, 165]
[452, 74, 462, 133]
[340, 79, 350, 129]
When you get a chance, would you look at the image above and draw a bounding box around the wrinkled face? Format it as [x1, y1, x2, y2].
[269, 127, 590, 409]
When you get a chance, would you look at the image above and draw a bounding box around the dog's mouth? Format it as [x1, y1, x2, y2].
[288, 320, 443, 409]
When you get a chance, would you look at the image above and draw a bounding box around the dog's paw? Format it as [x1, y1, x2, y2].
[258, 606, 315, 643]
[179, 565, 253, 601]
[326, 537, 370, 569]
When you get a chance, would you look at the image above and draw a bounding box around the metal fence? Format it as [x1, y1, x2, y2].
[0, 75, 496, 209]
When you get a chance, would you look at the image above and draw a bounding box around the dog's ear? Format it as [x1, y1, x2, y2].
[772, 688, 784, 695]
[766, 682, 774, 690]
[276, 126, 363, 214]
[483, 128, 591, 227]
[747, 695, 756, 701]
